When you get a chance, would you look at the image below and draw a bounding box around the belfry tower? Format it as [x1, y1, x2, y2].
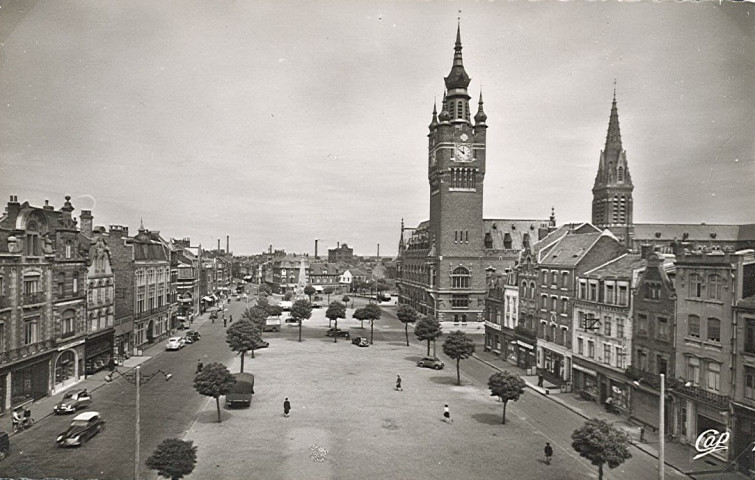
[591, 87, 634, 246]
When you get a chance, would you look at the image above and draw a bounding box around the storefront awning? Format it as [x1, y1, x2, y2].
[178, 297, 193, 303]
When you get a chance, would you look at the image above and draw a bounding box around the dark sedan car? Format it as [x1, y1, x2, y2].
[185, 330, 201, 342]
[326, 328, 350, 339]
[53, 389, 92, 414]
[56, 411, 105, 447]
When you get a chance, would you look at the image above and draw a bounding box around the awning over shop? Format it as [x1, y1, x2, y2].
[202, 296, 213, 302]
[178, 297, 193, 303]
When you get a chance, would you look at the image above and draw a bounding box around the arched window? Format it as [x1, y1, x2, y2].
[530, 282, 536, 299]
[707, 318, 721, 343]
[708, 274, 722, 300]
[451, 267, 470, 289]
[689, 274, 702, 298]
[521, 281, 527, 298]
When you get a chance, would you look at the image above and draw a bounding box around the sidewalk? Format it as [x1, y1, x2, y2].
[1, 311, 215, 437]
[472, 349, 748, 480]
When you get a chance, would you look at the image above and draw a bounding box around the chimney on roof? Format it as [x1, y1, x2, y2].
[7, 195, 20, 219]
[227, 235, 229, 254]
[80, 210, 93, 238]
[218, 238, 221, 251]
[315, 239, 319, 259]
[377, 243, 380, 258]
[43, 199, 54, 211]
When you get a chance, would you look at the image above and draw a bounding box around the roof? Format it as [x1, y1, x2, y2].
[73, 411, 100, 421]
[583, 253, 646, 279]
[633, 223, 754, 242]
[482, 219, 549, 251]
[538, 232, 603, 266]
[534, 223, 601, 255]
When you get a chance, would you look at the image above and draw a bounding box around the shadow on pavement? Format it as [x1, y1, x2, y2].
[429, 376, 458, 385]
[471, 413, 503, 425]
[387, 342, 409, 347]
[195, 409, 233, 424]
[404, 355, 422, 362]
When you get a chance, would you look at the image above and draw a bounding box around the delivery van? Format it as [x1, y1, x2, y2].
[278, 300, 293, 311]
[263, 316, 281, 332]
[225, 373, 255, 408]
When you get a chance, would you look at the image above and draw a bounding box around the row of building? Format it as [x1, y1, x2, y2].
[395, 25, 755, 471]
[0, 195, 232, 414]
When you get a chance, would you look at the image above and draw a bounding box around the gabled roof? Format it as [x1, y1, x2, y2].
[534, 223, 601, 255]
[583, 253, 646, 280]
[482, 219, 549, 251]
[538, 231, 617, 267]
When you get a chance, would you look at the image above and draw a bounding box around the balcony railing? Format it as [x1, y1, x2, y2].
[134, 306, 169, 320]
[625, 366, 663, 389]
[0, 340, 56, 365]
[675, 383, 730, 410]
[22, 292, 45, 305]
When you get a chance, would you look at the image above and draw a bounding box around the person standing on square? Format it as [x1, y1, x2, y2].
[283, 398, 291, 418]
[443, 404, 452, 423]
[395, 375, 402, 391]
[544, 442, 553, 464]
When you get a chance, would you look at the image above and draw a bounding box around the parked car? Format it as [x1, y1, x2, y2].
[256, 341, 270, 349]
[185, 330, 201, 342]
[351, 336, 369, 347]
[56, 412, 105, 447]
[417, 357, 445, 370]
[226, 373, 255, 408]
[53, 389, 92, 414]
[311, 302, 323, 309]
[326, 328, 350, 339]
[165, 337, 184, 351]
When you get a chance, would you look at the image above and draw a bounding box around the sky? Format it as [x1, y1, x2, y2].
[1, 1, 753, 257]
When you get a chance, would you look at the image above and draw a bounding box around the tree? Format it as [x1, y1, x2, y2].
[283, 291, 293, 301]
[487, 371, 526, 424]
[414, 316, 443, 356]
[241, 306, 266, 331]
[363, 303, 382, 344]
[258, 284, 272, 296]
[226, 319, 264, 369]
[353, 307, 367, 329]
[396, 304, 419, 346]
[571, 418, 633, 480]
[442, 331, 475, 385]
[325, 301, 347, 343]
[291, 299, 313, 342]
[146, 438, 197, 480]
[194, 362, 236, 423]
[304, 285, 316, 302]
[323, 286, 334, 304]
[342, 295, 350, 307]
[265, 304, 283, 318]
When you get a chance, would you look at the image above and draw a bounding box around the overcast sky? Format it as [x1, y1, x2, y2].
[1, 1, 753, 256]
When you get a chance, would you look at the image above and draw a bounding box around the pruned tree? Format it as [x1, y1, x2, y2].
[226, 319, 264, 369]
[325, 301, 347, 343]
[146, 438, 197, 480]
[323, 286, 334, 304]
[258, 284, 272, 296]
[265, 304, 283, 318]
[396, 304, 419, 346]
[342, 295, 351, 308]
[363, 303, 382, 345]
[571, 418, 633, 480]
[353, 307, 367, 330]
[414, 316, 443, 356]
[488, 371, 526, 424]
[283, 291, 293, 301]
[291, 299, 313, 342]
[442, 330, 475, 385]
[304, 285, 316, 302]
[194, 362, 236, 423]
[241, 306, 266, 331]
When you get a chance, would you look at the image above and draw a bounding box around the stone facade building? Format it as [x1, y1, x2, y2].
[83, 225, 115, 377]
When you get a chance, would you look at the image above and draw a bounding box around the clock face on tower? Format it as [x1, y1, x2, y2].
[455, 144, 472, 162]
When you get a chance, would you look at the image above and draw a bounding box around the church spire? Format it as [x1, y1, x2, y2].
[474, 89, 487, 126]
[429, 100, 439, 131]
[444, 23, 471, 92]
[605, 80, 622, 153]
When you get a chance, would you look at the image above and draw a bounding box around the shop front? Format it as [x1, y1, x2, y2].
[85, 328, 115, 375]
[11, 354, 52, 407]
[733, 402, 755, 475]
[540, 347, 565, 386]
[514, 339, 536, 374]
[573, 361, 599, 402]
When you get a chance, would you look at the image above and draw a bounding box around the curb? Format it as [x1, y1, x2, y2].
[471, 353, 693, 479]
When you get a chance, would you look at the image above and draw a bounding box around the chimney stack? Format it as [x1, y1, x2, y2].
[227, 235, 230, 254]
[315, 239, 319, 259]
[218, 238, 221, 251]
[80, 210, 94, 238]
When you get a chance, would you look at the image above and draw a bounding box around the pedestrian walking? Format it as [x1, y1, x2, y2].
[395, 375, 402, 391]
[537, 373, 544, 387]
[283, 398, 291, 418]
[443, 404, 452, 423]
[544, 442, 553, 464]
[196, 359, 203, 374]
[230, 314, 233, 324]
[224, 317, 227, 328]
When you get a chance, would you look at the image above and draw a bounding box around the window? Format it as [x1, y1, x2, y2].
[616, 346, 625, 369]
[637, 313, 648, 334]
[707, 318, 721, 343]
[65, 242, 72, 259]
[588, 340, 595, 359]
[541, 295, 547, 310]
[561, 272, 569, 289]
[746, 366, 755, 400]
[561, 298, 568, 314]
[541, 271, 548, 285]
[24, 319, 38, 344]
[604, 317, 612, 336]
[657, 356, 668, 375]
[579, 281, 587, 300]
[645, 281, 661, 300]
[618, 285, 628, 306]
[637, 350, 648, 370]
[689, 273, 702, 298]
[72, 272, 78, 294]
[707, 362, 721, 392]
[530, 282, 536, 299]
[605, 284, 615, 304]
[551, 296, 558, 312]
[451, 295, 469, 308]
[616, 318, 625, 339]
[577, 337, 584, 355]
[521, 281, 527, 298]
[604, 344, 611, 365]
[57, 273, 66, 297]
[61, 309, 75, 338]
[687, 357, 700, 386]
[589, 283, 597, 301]
[551, 271, 558, 287]
[451, 267, 470, 289]
[746, 319, 755, 354]
[708, 274, 722, 300]
[657, 316, 669, 339]
[688, 315, 701, 339]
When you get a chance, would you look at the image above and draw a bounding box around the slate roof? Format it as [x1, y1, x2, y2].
[538, 231, 615, 267]
[583, 253, 646, 279]
[482, 219, 549, 251]
[633, 223, 755, 242]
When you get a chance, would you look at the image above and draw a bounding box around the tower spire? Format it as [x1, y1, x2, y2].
[429, 100, 439, 130]
[474, 88, 487, 126]
[605, 81, 622, 152]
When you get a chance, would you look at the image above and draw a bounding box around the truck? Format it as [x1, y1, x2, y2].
[225, 373, 255, 408]
[263, 316, 281, 332]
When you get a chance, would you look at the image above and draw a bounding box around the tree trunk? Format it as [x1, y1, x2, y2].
[361, 319, 364, 329]
[502, 400, 507, 424]
[456, 358, 461, 385]
[240, 352, 245, 372]
[404, 324, 409, 346]
[334, 319, 338, 343]
[426, 339, 431, 356]
[433, 339, 436, 357]
[370, 320, 374, 344]
[298, 320, 302, 342]
[598, 463, 603, 480]
[251, 348, 255, 359]
[215, 397, 222, 423]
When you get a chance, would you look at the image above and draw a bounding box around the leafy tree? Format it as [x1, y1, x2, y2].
[283, 291, 293, 301]
[323, 286, 334, 304]
[256, 295, 269, 309]
[291, 299, 313, 342]
[226, 319, 264, 369]
[304, 284, 316, 302]
[442, 331, 475, 385]
[353, 307, 367, 330]
[488, 371, 526, 424]
[571, 418, 632, 480]
[363, 303, 382, 344]
[266, 304, 283, 318]
[396, 304, 419, 346]
[258, 284, 272, 296]
[194, 362, 236, 423]
[325, 301, 347, 343]
[145, 438, 197, 480]
[342, 295, 350, 307]
[376, 279, 390, 292]
[414, 316, 443, 356]
[241, 306, 266, 330]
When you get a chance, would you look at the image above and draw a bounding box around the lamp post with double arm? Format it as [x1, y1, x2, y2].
[104, 366, 172, 480]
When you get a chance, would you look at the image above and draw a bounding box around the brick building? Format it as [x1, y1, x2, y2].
[328, 243, 354, 264]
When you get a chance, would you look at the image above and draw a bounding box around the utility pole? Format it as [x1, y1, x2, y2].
[659, 373, 665, 480]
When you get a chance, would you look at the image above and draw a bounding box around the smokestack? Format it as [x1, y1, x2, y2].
[227, 235, 229, 254]
[377, 243, 380, 258]
[218, 238, 221, 251]
[315, 239, 319, 259]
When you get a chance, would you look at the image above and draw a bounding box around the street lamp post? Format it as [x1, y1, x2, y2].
[104, 365, 172, 480]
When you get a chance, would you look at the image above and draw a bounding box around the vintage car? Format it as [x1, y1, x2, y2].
[325, 328, 350, 339]
[56, 411, 105, 447]
[165, 337, 185, 351]
[53, 389, 92, 414]
[416, 357, 445, 370]
[185, 330, 201, 342]
[351, 337, 369, 347]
